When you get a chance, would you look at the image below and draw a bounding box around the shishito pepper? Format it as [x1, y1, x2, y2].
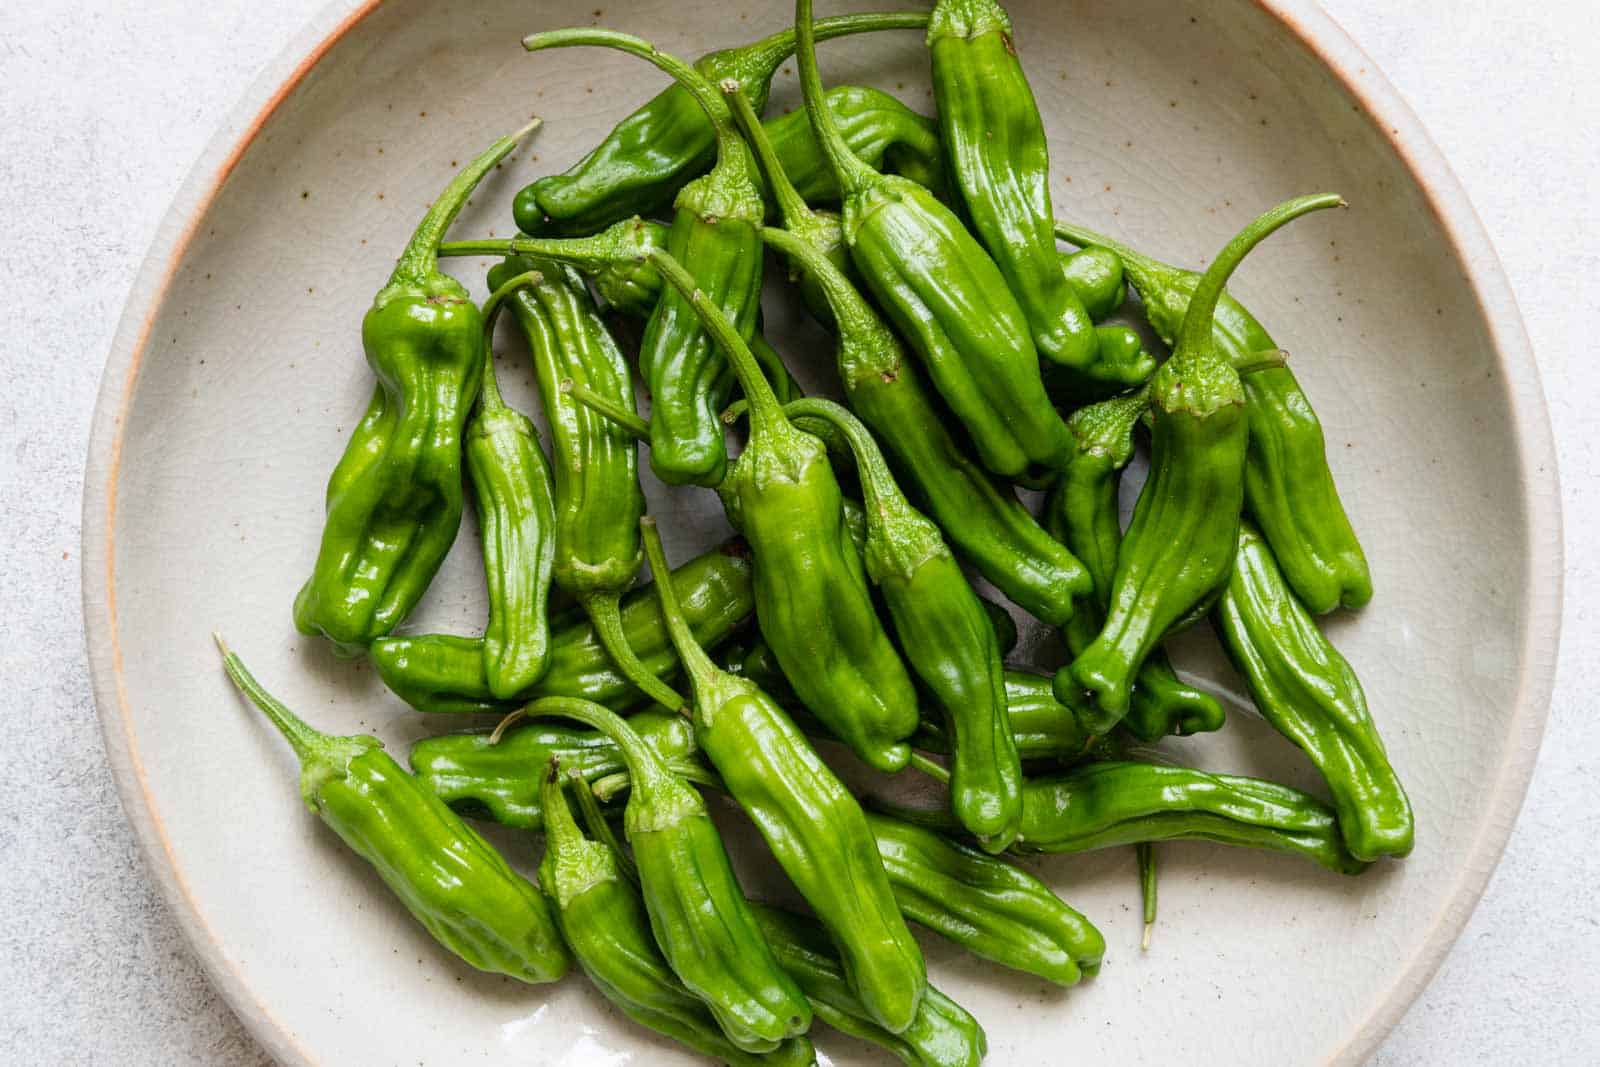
[915, 669, 1091, 763]
[536, 765, 817, 1066]
[512, 12, 931, 236]
[927, 0, 1152, 385]
[215, 639, 568, 983]
[795, 0, 1073, 477]
[762, 83, 949, 206]
[1068, 195, 1345, 729]
[1214, 521, 1413, 861]
[641, 517, 926, 1033]
[368, 536, 754, 714]
[293, 122, 539, 653]
[1055, 216, 1371, 614]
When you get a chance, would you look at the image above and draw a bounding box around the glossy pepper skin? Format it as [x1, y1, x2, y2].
[759, 225, 1091, 626]
[917, 669, 1091, 762]
[1214, 522, 1413, 860]
[642, 519, 926, 1033]
[751, 903, 986, 1067]
[536, 767, 817, 1067]
[763, 83, 949, 206]
[866, 811, 1104, 985]
[512, 12, 930, 237]
[516, 698, 811, 1051]
[1069, 195, 1345, 729]
[1017, 761, 1369, 875]
[927, 0, 1151, 385]
[368, 536, 753, 714]
[293, 124, 537, 654]
[1045, 389, 1226, 741]
[795, 0, 1073, 477]
[1055, 217, 1371, 614]
[785, 398, 1022, 852]
[215, 640, 568, 983]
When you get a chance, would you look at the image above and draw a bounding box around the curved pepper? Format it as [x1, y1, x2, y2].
[763, 83, 949, 205]
[215, 639, 567, 983]
[513, 12, 930, 236]
[1214, 521, 1413, 860]
[536, 766, 816, 1066]
[642, 518, 926, 1033]
[927, 0, 1152, 385]
[1054, 217, 1371, 614]
[368, 536, 754, 714]
[866, 811, 1104, 986]
[293, 122, 539, 653]
[795, 0, 1072, 477]
[915, 669, 1090, 763]
[1062, 245, 1127, 322]
[1044, 388, 1226, 741]
[1068, 195, 1345, 729]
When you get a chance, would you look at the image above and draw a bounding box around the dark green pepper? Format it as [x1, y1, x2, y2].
[1055, 216, 1371, 613]
[368, 536, 754, 714]
[915, 669, 1090, 763]
[866, 810, 1104, 986]
[1214, 521, 1413, 861]
[642, 518, 926, 1033]
[215, 639, 568, 983]
[927, 0, 1151, 385]
[795, 0, 1073, 477]
[536, 765, 817, 1066]
[1045, 388, 1226, 741]
[762, 83, 949, 205]
[293, 123, 538, 653]
[512, 13, 930, 236]
[1068, 195, 1344, 729]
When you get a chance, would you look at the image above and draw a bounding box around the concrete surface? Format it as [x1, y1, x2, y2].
[0, 1, 1593, 1062]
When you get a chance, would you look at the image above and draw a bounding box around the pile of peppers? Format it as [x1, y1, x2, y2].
[222, 1, 1415, 1062]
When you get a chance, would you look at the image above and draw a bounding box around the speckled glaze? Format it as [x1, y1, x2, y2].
[81, 1, 1560, 1065]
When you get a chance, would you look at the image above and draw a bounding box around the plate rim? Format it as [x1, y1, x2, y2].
[80, 2, 1564, 1064]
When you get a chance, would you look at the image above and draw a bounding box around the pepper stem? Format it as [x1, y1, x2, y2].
[478, 268, 546, 412]
[733, 10, 931, 84]
[778, 397, 911, 525]
[214, 634, 327, 762]
[906, 750, 953, 786]
[539, 756, 588, 859]
[795, 0, 879, 198]
[724, 80, 815, 231]
[568, 767, 639, 885]
[438, 216, 647, 273]
[582, 590, 688, 714]
[509, 696, 678, 796]
[562, 379, 650, 441]
[639, 517, 724, 699]
[1137, 842, 1158, 951]
[1176, 194, 1346, 354]
[390, 118, 540, 286]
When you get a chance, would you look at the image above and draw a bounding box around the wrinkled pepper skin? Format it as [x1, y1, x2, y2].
[1215, 522, 1413, 860]
[1017, 761, 1369, 875]
[1070, 195, 1345, 729]
[1055, 217, 1371, 614]
[512, 12, 930, 237]
[408, 712, 696, 830]
[867, 811, 1104, 985]
[1045, 389, 1226, 741]
[522, 699, 811, 1051]
[216, 642, 568, 983]
[368, 537, 754, 714]
[751, 903, 986, 1067]
[642, 520, 926, 1034]
[760, 225, 1090, 626]
[536, 768, 816, 1067]
[795, 0, 1073, 477]
[588, 218, 668, 317]
[928, 0, 1151, 385]
[764, 83, 949, 205]
[294, 125, 536, 654]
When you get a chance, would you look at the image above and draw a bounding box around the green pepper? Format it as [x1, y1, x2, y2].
[762, 83, 949, 205]
[1055, 217, 1371, 614]
[751, 903, 986, 1067]
[927, 0, 1152, 385]
[794, 0, 1072, 478]
[293, 123, 539, 654]
[1044, 388, 1226, 741]
[641, 518, 926, 1033]
[1062, 245, 1128, 322]
[368, 536, 754, 714]
[1214, 521, 1413, 860]
[758, 225, 1091, 626]
[215, 639, 568, 983]
[512, 13, 930, 236]
[1016, 760, 1368, 875]
[915, 669, 1090, 763]
[866, 811, 1104, 986]
[536, 765, 817, 1066]
[781, 397, 1022, 851]
[1068, 195, 1345, 730]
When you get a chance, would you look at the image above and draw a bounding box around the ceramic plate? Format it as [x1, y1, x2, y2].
[83, 0, 1561, 1063]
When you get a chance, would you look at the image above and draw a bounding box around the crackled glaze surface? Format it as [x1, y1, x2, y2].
[81, 1, 1559, 1064]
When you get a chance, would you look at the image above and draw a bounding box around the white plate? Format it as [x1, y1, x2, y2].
[82, 1, 1561, 1063]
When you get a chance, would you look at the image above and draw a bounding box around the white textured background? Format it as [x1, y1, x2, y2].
[0, 1, 1593, 1063]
